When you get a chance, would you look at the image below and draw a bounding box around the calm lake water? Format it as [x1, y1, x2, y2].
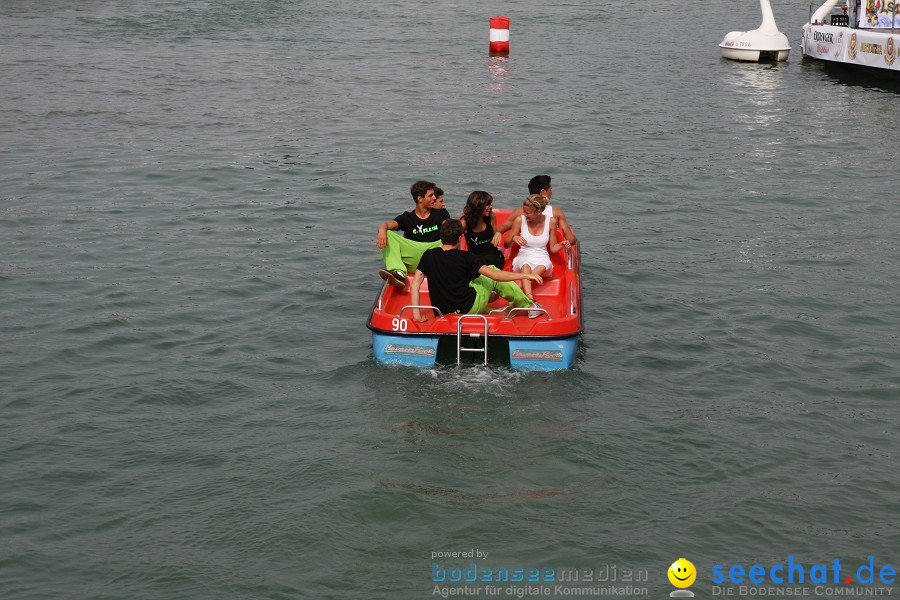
[1, 1, 898, 599]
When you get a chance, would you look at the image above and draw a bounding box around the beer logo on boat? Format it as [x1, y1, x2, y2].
[511, 349, 563, 361]
[384, 343, 436, 357]
[848, 32, 859, 59]
[885, 36, 897, 65]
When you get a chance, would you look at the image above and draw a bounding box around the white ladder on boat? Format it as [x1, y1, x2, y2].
[456, 314, 489, 366]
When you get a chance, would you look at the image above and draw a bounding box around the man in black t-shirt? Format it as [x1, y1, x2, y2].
[411, 220, 541, 321]
[376, 180, 451, 290]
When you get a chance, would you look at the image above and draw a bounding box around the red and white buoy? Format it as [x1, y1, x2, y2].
[489, 16, 510, 55]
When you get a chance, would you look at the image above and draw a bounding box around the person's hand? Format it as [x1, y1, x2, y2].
[491, 232, 503, 247]
[561, 240, 571, 249]
[513, 235, 526, 246]
[526, 273, 543, 286]
[376, 231, 387, 249]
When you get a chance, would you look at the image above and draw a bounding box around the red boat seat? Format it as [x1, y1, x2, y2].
[533, 278, 561, 296]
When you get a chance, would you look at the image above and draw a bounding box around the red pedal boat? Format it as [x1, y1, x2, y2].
[367, 209, 583, 370]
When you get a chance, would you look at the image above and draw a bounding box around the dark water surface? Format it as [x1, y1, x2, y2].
[2, 1, 898, 599]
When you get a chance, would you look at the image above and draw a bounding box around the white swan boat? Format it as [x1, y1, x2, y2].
[720, 0, 791, 61]
[802, 0, 900, 73]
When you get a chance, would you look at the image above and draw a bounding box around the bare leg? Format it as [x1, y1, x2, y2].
[520, 265, 533, 299]
[522, 265, 547, 300]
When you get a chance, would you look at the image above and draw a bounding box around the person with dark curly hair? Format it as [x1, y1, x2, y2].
[460, 190, 505, 269]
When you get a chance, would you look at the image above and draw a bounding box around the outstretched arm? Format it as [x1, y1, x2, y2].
[553, 207, 577, 245]
[410, 270, 428, 322]
[496, 207, 523, 235]
[478, 265, 542, 287]
[376, 220, 399, 249]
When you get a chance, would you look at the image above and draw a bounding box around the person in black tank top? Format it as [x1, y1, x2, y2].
[460, 191, 505, 269]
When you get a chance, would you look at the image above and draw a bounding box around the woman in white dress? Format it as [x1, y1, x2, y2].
[504, 194, 570, 312]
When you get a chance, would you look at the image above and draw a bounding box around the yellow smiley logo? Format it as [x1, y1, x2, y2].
[668, 558, 697, 588]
